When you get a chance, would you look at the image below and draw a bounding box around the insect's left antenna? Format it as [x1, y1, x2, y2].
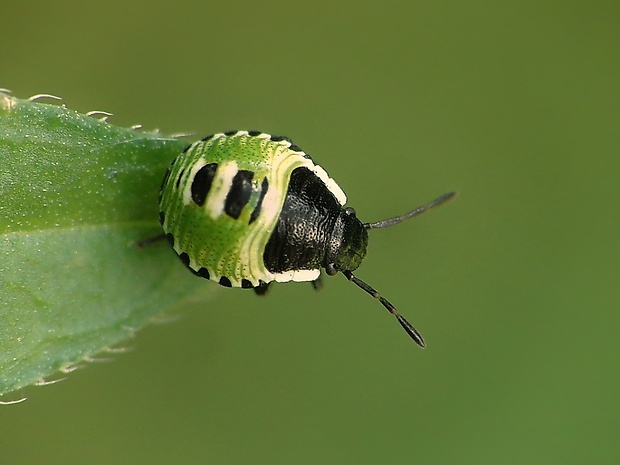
[364, 191, 456, 229]
[341, 270, 425, 347]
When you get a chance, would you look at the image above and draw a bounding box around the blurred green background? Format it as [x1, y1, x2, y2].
[1, 1, 619, 464]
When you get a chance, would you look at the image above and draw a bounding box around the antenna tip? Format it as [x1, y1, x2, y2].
[432, 191, 458, 207]
[396, 315, 426, 348]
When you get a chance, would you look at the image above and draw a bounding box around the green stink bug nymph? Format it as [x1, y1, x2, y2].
[158, 131, 454, 347]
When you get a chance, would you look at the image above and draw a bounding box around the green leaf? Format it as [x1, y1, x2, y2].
[0, 92, 204, 396]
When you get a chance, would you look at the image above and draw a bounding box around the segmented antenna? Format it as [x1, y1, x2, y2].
[342, 270, 425, 347]
[364, 191, 456, 229]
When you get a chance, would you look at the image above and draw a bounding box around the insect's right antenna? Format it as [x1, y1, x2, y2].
[341, 270, 425, 347]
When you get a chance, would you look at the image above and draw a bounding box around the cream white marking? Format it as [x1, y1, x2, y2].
[260, 180, 281, 221]
[272, 268, 320, 283]
[293, 269, 321, 282]
[185, 256, 198, 272]
[311, 164, 347, 205]
[263, 134, 347, 205]
[205, 160, 239, 219]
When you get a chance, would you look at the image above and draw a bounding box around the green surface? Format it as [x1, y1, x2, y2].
[0, 94, 204, 395]
[1, 1, 619, 464]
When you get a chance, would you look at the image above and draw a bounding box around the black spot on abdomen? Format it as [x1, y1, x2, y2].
[191, 163, 218, 206]
[225, 170, 254, 219]
[249, 177, 269, 224]
[179, 252, 190, 266]
[196, 267, 210, 280]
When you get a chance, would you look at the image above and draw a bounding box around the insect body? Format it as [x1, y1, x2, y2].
[158, 130, 454, 346]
